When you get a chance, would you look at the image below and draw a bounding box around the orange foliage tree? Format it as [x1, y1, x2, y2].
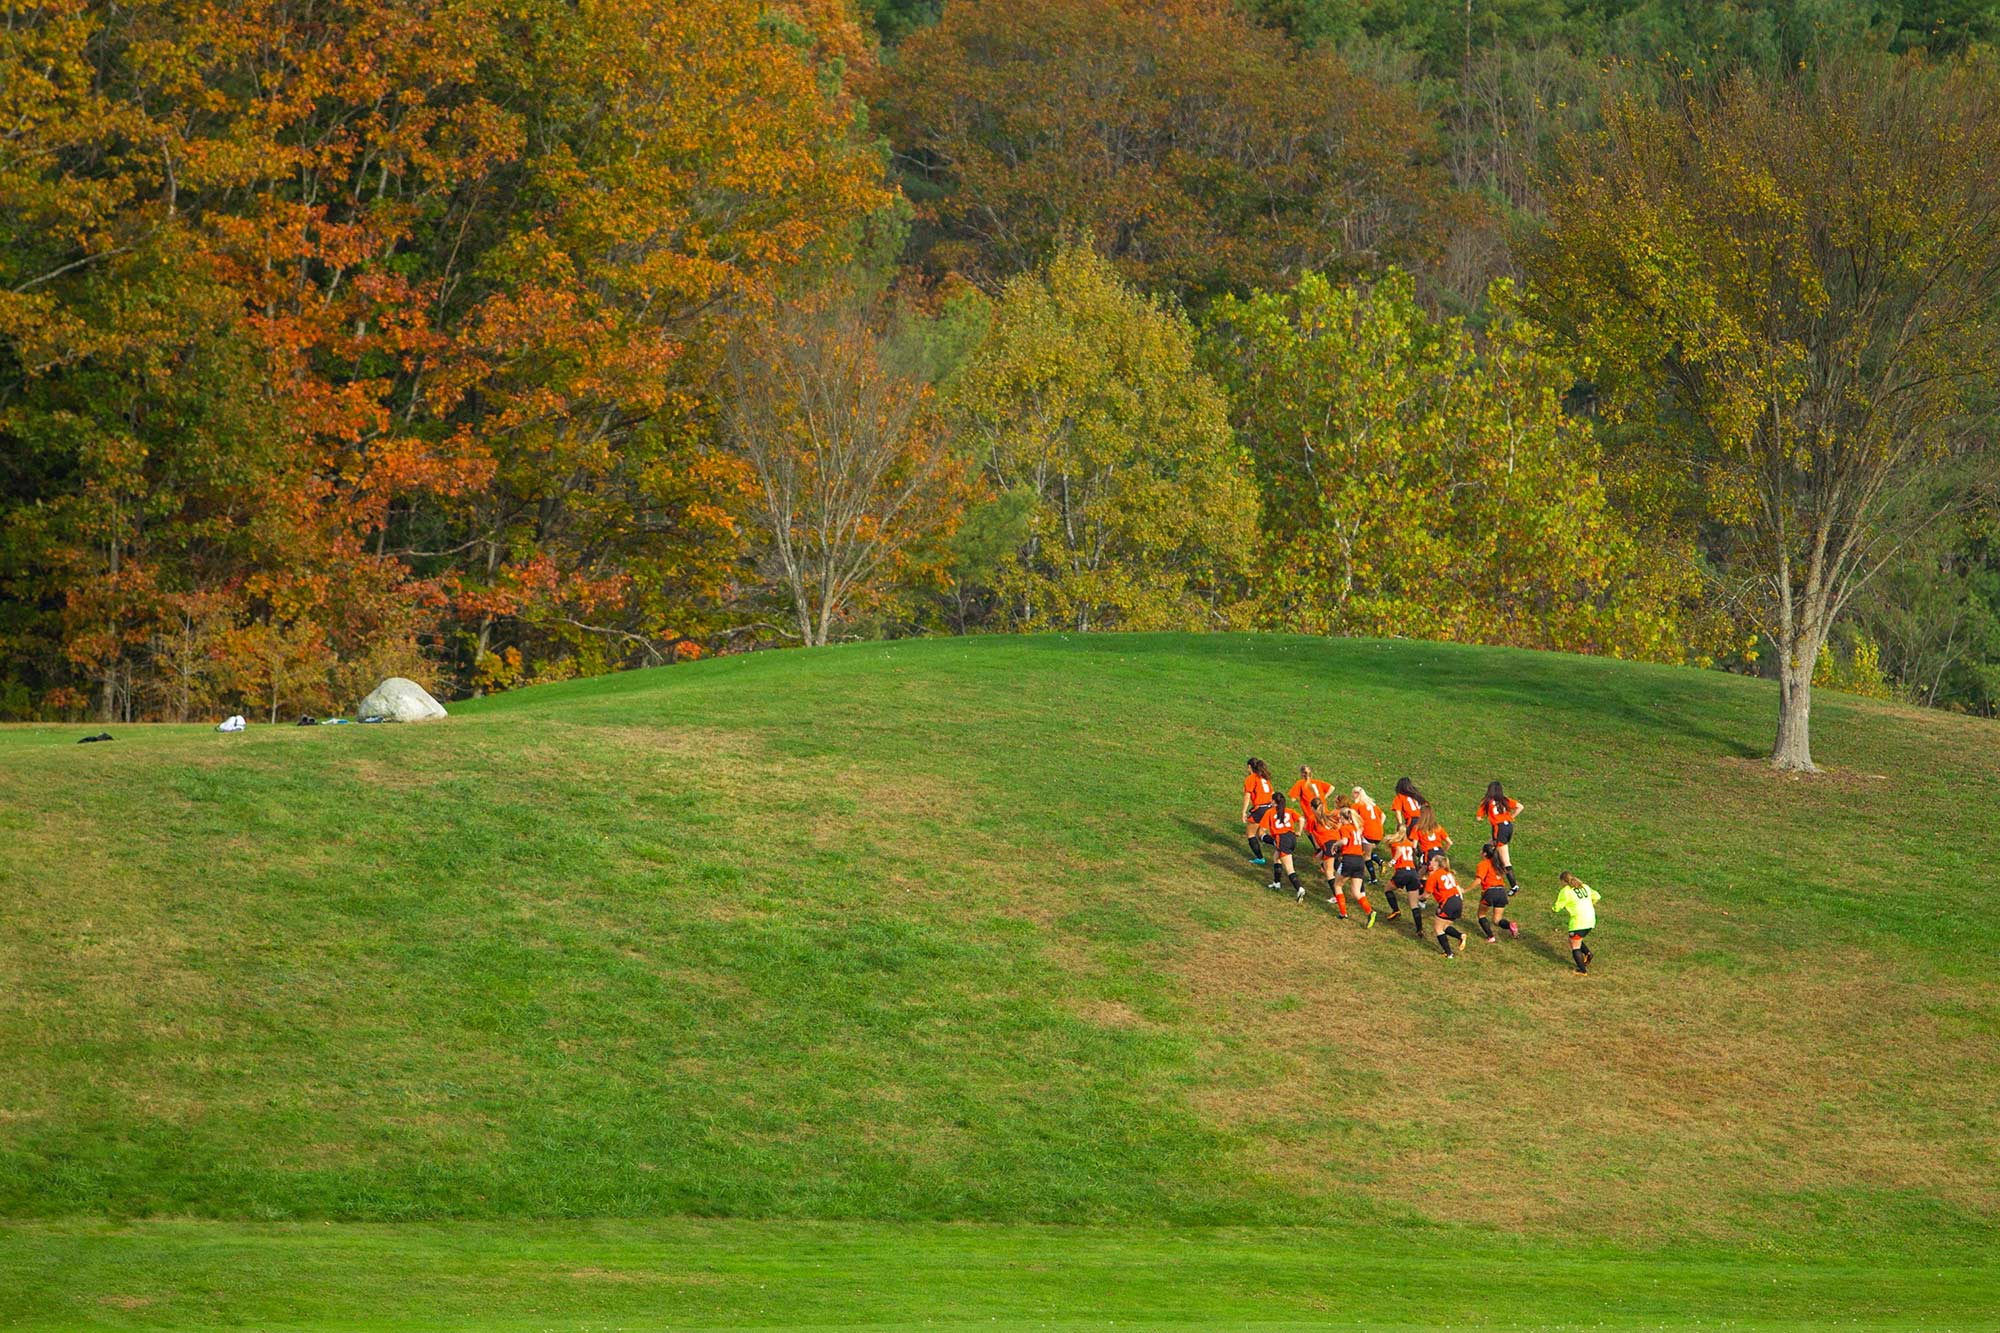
[0, 0, 888, 718]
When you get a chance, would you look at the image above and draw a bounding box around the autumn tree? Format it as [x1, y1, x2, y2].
[1527, 58, 2000, 768]
[870, 0, 1454, 304]
[1203, 270, 1718, 659]
[947, 243, 1256, 631]
[726, 298, 971, 646]
[0, 0, 889, 718]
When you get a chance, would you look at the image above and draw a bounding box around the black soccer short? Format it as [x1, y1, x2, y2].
[1266, 831, 1297, 855]
[1315, 837, 1340, 860]
[1338, 853, 1367, 877]
[1492, 820, 1514, 845]
[1436, 894, 1464, 922]
[1482, 885, 1510, 909]
[1568, 925, 1593, 941]
[1247, 802, 1274, 822]
[1392, 867, 1420, 891]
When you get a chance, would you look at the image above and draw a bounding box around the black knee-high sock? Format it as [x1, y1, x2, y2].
[1504, 864, 1517, 888]
[1437, 933, 1453, 955]
[1411, 907, 1424, 934]
[1478, 917, 1495, 940]
[1247, 837, 1262, 858]
[1582, 942, 1593, 959]
[1384, 886, 1401, 913]
[1287, 871, 1302, 890]
[1445, 925, 1464, 942]
[1571, 947, 1588, 971]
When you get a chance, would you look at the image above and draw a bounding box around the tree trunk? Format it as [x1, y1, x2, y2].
[1772, 641, 1818, 772]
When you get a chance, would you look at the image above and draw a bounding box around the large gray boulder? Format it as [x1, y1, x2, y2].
[356, 677, 448, 723]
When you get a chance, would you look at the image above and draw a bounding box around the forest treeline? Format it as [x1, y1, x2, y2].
[4, 0, 1999, 757]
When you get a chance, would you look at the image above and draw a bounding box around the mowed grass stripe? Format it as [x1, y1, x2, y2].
[1, 1218, 1994, 1330]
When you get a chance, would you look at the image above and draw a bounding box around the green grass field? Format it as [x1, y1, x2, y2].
[2, 633, 1996, 1329]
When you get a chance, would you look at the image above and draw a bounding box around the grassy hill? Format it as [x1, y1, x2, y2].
[2, 633, 1996, 1329]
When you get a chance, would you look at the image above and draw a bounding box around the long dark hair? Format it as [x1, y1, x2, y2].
[1395, 776, 1425, 803]
[1271, 792, 1289, 816]
[1248, 757, 1271, 779]
[1485, 779, 1507, 807]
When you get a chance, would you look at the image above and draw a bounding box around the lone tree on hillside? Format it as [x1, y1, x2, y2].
[1529, 58, 2000, 770]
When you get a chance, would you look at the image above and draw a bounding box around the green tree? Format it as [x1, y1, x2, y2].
[1527, 58, 2000, 768]
[948, 243, 1257, 631]
[1203, 270, 1715, 659]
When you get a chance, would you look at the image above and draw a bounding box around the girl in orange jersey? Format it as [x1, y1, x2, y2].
[1423, 853, 1469, 959]
[1329, 806, 1378, 927]
[1473, 842, 1518, 942]
[1409, 804, 1452, 868]
[1258, 792, 1307, 896]
[1301, 794, 1343, 903]
[1290, 765, 1332, 826]
[1382, 829, 1419, 925]
[1241, 758, 1276, 864]
[1349, 785, 1386, 884]
[1476, 780, 1525, 888]
[1390, 777, 1426, 837]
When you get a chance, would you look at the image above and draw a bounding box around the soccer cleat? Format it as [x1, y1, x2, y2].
[1365, 910, 1378, 930]
[1267, 881, 1281, 892]
[1385, 909, 1402, 922]
[1295, 885, 1307, 902]
[1506, 920, 1519, 938]
[1251, 856, 1267, 865]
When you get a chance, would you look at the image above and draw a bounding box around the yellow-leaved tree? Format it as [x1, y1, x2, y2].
[1527, 59, 2000, 769]
[1202, 271, 1723, 661]
[947, 243, 1258, 632]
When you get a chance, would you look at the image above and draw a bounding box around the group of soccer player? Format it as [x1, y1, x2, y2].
[1239, 757, 1602, 972]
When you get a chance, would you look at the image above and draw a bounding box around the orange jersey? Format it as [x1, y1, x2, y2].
[1245, 772, 1274, 806]
[1425, 865, 1463, 902]
[1388, 840, 1418, 871]
[1336, 819, 1369, 856]
[1392, 792, 1423, 831]
[1303, 804, 1340, 846]
[1475, 857, 1506, 892]
[1289, 778, 1331, 818]
[1478, 797, 1523, 832]
[1352, 795, 1385, 840]
[1414, 822, 1449, 854]
[1260, 806, 1302, 840]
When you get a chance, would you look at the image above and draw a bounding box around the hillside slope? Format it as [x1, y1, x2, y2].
[2, 634, 1996, 1263]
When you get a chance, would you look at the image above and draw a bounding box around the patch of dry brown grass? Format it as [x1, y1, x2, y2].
[1165, 877, 2000, 1242]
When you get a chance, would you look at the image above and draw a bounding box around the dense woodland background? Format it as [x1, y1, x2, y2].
[4, 0, 1999, 741]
